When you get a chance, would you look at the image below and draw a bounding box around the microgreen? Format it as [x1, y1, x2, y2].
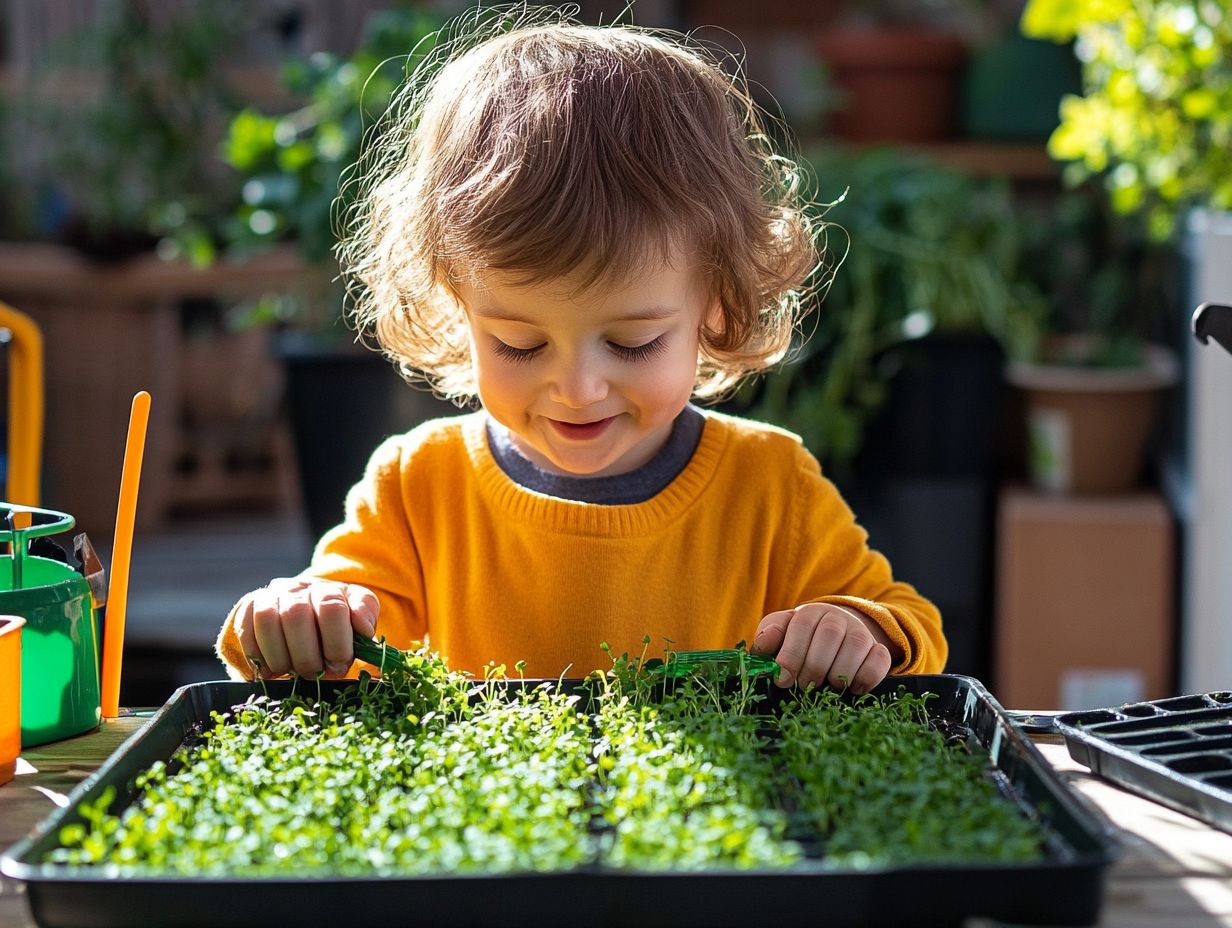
[778, 687, 1043, 865]
[50, 641, 1044, 875]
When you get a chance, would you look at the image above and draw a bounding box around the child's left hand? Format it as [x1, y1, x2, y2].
[751, 604, 894, 694]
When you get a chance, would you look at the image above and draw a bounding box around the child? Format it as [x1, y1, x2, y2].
[216, 12, 946, 693]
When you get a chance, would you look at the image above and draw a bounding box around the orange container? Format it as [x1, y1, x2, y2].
[0, 615, 25, 785]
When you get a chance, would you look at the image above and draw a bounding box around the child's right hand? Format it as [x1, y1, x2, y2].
[232, 577, 379, 679]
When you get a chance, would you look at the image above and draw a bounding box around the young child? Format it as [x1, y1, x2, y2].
[216, 13, 946, 693]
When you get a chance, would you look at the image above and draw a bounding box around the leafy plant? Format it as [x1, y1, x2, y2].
[742, 145, 1046, 468]
[220, 6, 445, 333]
[19, 1, 248, 263]
[1014, 182, 1179, 367]
[1022, 0, 1232, 241]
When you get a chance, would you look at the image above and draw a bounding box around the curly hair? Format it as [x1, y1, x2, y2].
[339, 9, 822, 400]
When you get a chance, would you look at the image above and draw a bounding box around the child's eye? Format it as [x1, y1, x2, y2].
[609, 336, 668, 362]
[492, 339, 545, 363]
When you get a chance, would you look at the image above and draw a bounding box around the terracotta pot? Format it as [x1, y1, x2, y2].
[816, 28, 967, 142]
[1005, 343, 1179, 495]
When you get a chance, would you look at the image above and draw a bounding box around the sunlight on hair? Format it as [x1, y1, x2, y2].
[336, 4, 838, 402]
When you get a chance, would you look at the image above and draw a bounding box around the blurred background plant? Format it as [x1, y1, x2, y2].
[1022, 0, 1232, 242]
[741, 144, 1046, 471]
[1013, 181, 1179, 368]
[220, 5, 446, 336]
[13, 0, 250, 264]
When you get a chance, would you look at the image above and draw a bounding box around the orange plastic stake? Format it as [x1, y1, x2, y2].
[100, 391, 151, 719]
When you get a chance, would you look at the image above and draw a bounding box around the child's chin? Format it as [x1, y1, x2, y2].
[552, 457, 616, 477]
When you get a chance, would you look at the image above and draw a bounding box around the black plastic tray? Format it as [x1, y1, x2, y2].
[1054, 691, 1232, 833]
[3, 674, 1115, 928]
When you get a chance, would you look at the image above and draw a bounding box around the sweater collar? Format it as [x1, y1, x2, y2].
[462, 409, 729, 536]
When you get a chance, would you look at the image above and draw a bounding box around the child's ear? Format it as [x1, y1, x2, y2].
[702, 298, 725, 337]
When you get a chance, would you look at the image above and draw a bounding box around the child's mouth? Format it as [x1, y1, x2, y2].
[548, 416, 616, 440]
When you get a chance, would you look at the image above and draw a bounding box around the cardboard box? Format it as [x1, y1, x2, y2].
[994, 487, 1175, 710]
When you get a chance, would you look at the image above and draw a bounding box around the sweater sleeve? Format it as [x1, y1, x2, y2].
[782, 450, 948, 675]
[214, 434, 428, 679]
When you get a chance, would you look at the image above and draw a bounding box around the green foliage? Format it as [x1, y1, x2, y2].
[222, 7, 444, 265]
[1022, 0, 1232, 240]
[744, 145, 1047, 467]
[50, 641, 1044, 875]
[22, 1, 248, 263]
[218, 6, 446, 335]
[1014, 182, 1179, 367]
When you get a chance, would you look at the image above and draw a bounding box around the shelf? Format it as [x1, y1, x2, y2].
[0, 243, 320, 298]
[815, 140, 1059, 181]
[901, 141, 1059, 181]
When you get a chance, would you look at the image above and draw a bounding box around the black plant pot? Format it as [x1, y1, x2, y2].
[277, 334, 401, 541]
[277, 331, 462, 542]
[855, 331, 1006, 481]
[840, 332, 1007, 681]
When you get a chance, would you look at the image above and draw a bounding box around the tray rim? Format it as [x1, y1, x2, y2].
[3, 672, 1118, 885]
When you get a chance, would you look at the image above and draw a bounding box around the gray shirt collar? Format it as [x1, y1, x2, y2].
[485, 406, 705, 504]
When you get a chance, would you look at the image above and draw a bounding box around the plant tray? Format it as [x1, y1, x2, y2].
[3, 674, 1114, 928]
[1054, 691, 1232, 833]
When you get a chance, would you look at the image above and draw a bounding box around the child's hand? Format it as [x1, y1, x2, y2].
[751, 604, 893, 694]
[232, 577, 379, 679]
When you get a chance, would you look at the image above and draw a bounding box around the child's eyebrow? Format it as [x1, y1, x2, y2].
[472, 305, 682, 323]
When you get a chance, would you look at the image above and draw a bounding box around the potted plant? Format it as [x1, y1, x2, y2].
[1005, 0, 1226, 494]
[220, 6, 457, 538]
[1006, 183, 1181, 494]
[814, 0, 983, 142]
[744, 144, 1044, 477]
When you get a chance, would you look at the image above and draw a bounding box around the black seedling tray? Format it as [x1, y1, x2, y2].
[3, 674, 1114, 928]
[1054, 691, 1232, 833]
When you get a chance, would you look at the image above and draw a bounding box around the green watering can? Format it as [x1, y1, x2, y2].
[0, 503, 105, 747]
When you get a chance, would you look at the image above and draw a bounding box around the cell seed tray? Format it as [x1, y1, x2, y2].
[1055, 691, 1232, 832]
[2, 675, 1114, 928]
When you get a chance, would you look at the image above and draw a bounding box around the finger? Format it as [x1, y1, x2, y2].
[267, 576, 312, 594]
[751, 610, 793, 656]
[797, 611, 848, 690]
[823, 617, 876, 692]
[773, 606, 825, 688]
[345, 584, 379, 638]
[312, 584, 355, 676]
[251, 587, 290, 678]
[850, 643, 893, 696]
[233, 595, 261, 680]
[279, 587, 324, 678]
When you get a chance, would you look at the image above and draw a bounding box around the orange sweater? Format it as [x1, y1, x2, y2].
[217, 411, 946, 679]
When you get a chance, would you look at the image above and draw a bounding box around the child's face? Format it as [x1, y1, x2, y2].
[458, 257, 714, 477]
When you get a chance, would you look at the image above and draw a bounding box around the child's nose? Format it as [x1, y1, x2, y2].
[550, 357, 609, 407]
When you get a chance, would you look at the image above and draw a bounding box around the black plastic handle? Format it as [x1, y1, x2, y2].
[1192, 302, 1232, 356]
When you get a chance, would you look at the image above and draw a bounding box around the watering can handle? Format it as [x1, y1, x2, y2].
[1192, 303, 1232, 357]
[0, 302, 44, 507]
[0, 503, 76, 591]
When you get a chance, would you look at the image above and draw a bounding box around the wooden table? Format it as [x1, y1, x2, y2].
[1, 715, 150, 928]
[2, 718, 1231, 927]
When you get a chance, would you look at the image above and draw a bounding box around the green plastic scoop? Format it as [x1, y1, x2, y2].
[643, 649, 779, 679]
[352, 632, 409, 674]
[351, 636, 779, 681]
